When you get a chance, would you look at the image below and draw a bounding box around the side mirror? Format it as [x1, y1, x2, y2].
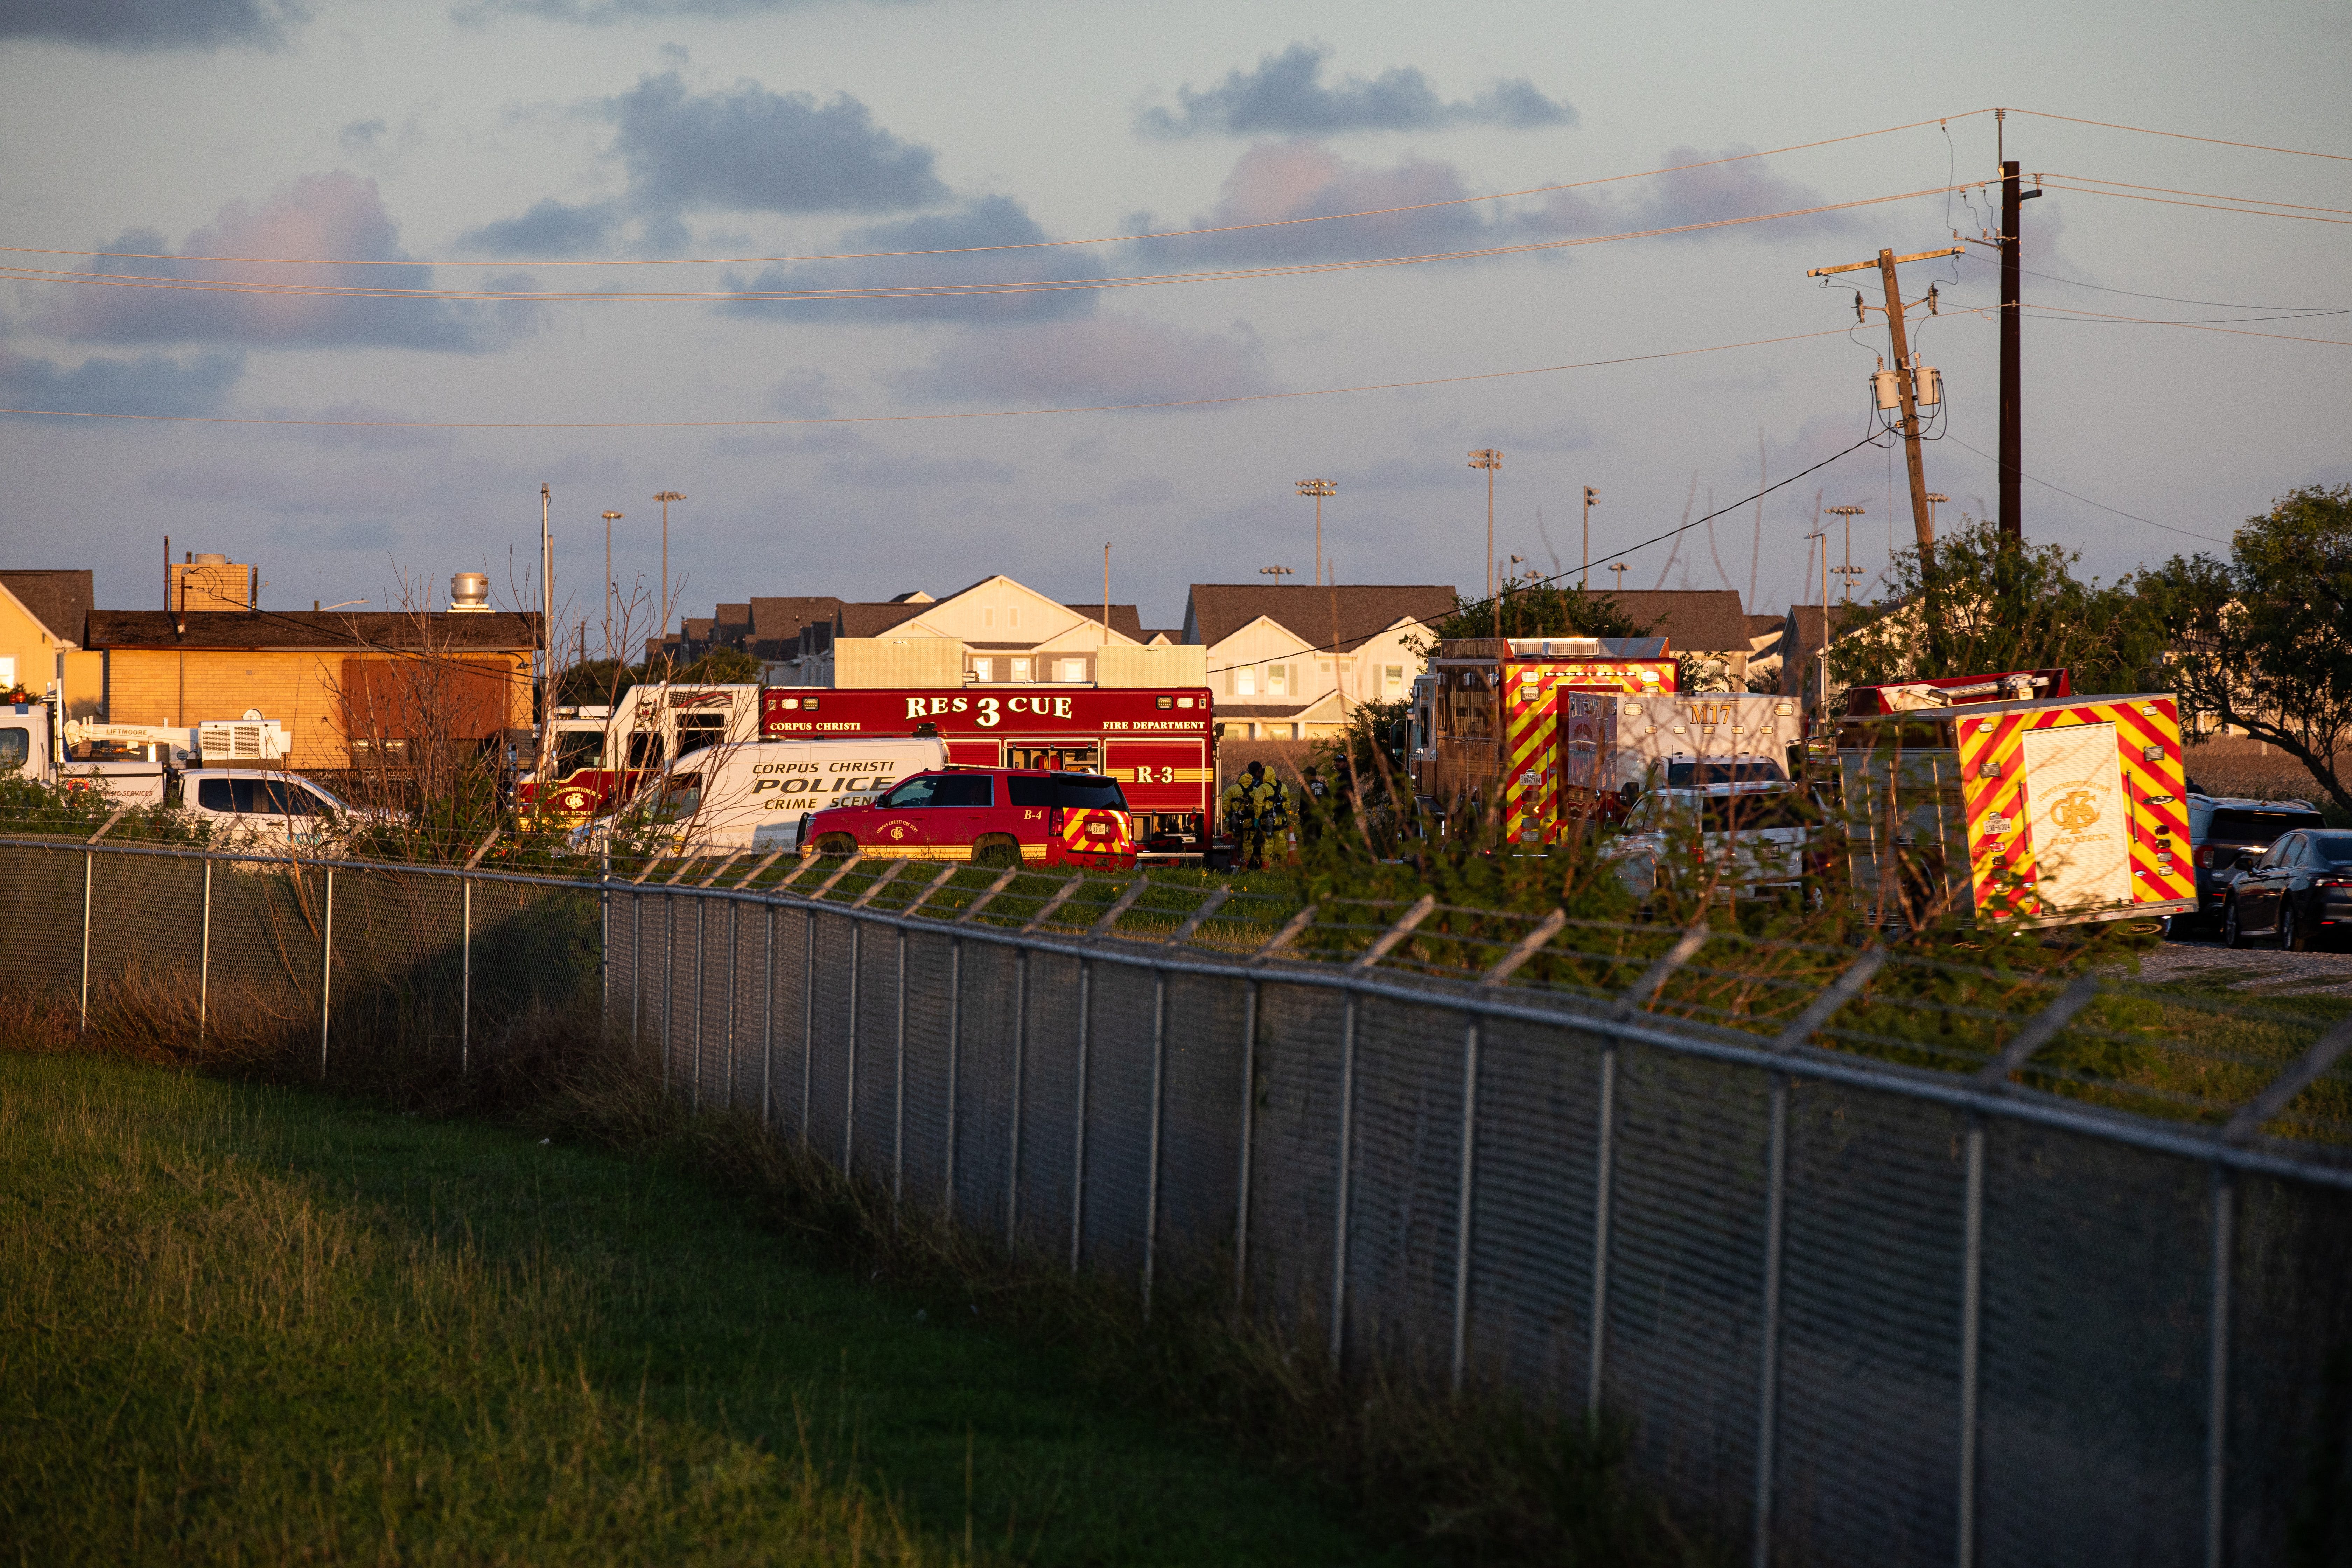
[2233, 848, 2257, 871]
[1618, 782, 1640, 807]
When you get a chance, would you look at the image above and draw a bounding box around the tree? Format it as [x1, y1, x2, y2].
[2144, 484, 2352, 816]
[1420, 578, 1651, 646]
[1829, 516, 2165, 694]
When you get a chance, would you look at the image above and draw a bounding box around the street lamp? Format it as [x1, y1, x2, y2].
[653, 490, 686, 640]
[1259, 565, 1295, 581]
[1295, 478, 1336, 586]
[1582, 485, 1598, 588]
[1467, 450, 1503, 603]
[601, 511, 622, 660]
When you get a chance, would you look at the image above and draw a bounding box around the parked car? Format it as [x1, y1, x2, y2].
[1603, 782, 1819, 903]
[2182, 792, 2323, 932]
[182, 769, 359, 849]
[2220, 828, 2352, 951]
[801, 765, 1135, 868]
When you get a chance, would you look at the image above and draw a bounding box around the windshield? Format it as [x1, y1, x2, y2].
[1667, 759, 1786, 788]
[2206, 807, 2316, 846]
[553, 729, 603, 774]
[1700, 791, 1811, 832]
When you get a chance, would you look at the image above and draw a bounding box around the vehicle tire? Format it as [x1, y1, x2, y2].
[972, 835, 1023, 869]
[2283, 901, 2311, 953]
[2222, 898, 2246, 949]
[813, 833, 859, 858]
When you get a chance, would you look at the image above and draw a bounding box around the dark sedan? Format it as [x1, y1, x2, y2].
[2222, 830, 2352, 951]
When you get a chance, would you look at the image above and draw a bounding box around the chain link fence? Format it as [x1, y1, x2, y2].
[5, 830, 2349, 1566]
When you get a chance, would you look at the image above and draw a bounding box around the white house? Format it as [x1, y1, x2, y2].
[1181, 583, 1457, 740]
[767, 574, 1205, 690]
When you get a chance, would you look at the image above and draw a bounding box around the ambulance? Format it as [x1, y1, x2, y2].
[1413, 637, 1678, 844]
[1836, 678, 2196, 929]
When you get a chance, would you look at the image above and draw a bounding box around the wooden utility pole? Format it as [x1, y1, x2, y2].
[1998, 158, 2040, 550]
[1807, 246, 1959, 565]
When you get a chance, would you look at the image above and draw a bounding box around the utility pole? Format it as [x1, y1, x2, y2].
[1101, 543, 1111, 647]
[1807, 246, 1960, 565]
[601, 510, 622, 662]
[653, 490, 685, 645]
[1998, 148, 2040, 551]
[1468, 449, 1502, 635]
[538, 483, 554, 791]
[1806, 523, 1831, 730]
[1607, 562, 1628, 596]
[1827, 505, 1867, 604]
[1296, 478, 1336, 585]
[1582, 486, 1598, 589]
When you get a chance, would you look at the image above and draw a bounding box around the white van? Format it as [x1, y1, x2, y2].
[601, 736, 948, 855]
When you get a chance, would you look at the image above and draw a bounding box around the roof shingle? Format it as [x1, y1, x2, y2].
[1184, 583, 1457, 651]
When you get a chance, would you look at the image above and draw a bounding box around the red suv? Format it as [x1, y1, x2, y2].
[800, 766, 1136, 868]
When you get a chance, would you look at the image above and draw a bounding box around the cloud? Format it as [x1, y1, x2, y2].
[819, 449, 1018, 487]
[0, 343, 244, 416]
[462, 70, 946, 252]
[1134, 141, 1486, 264]
[1063, 434, 1106, 463]
[458, 197, 621, 256]
[0, 0, 309, 51]
[1136, 43, 1572, 139]
[612, 70, 943, 215]
[725, 196, 1104, 322]
[766, 368, 836, 416]
[454, 0, 877, 21]
[889, 316, 1270, 407]
[281, 400, 458, 450]
[43, 173, 545, 350]
[1519, 144, 1851, 241]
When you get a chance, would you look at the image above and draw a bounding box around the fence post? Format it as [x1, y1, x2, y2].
[198, 857, 212, 1049]
[1450, 1015, 1481, 1397]
[1142, 969, 1168, 1315]
[1008, 945, 1027, 1247]
[1069, 958, 1093, 1274]
[894, 924, 908, 1208]
[1329, 987, 1358, 1368]
[1589, 1040, 1617, 1424]
[762, 903, 775, 1128]
[801, 906, 817, 1147]
[845, 917, 862, 1172]
[945, 934, 962, 1219]
[694, 897, 707, 1112]
[1234, 977, 1259, 1310]
[2207, 1167, 2234, 1568]
[1958, 1118, 1985, 1568]
[461, 877, 472, 1075]
[726, 899, 740, 1111]
[1753, 1073, 1790, 1568]
[663, 895, 675, 1096]
[631, 891, 642, 1051]
[78, 849, 91, 1032]
[320, 866, 334, 1079]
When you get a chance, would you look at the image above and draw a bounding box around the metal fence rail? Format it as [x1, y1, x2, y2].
[4, 832, 2349, 1567]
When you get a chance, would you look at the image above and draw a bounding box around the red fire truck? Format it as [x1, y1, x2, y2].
[760, 686, 1216, 861]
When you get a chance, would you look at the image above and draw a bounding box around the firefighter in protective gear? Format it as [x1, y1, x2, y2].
[1224, 760, 1287, 870]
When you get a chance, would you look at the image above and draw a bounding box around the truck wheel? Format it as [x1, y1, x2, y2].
[972, 836, 1022, 868]
[813, 833, 859, 858]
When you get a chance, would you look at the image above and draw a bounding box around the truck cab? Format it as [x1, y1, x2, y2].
[182, 769, 357, 849]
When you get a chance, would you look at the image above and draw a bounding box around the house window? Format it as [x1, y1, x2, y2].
[1384, 664, 1405, 695]
[971, 657, 993, 682]
[982, 608, 994, 629]
[1056, 657, 1087, 683]
[1011, 657, 1032, 682]
[1268, 665, 1288, 697]
[1235, 666, 1255, 697]
[1008, 607, 1021, 629]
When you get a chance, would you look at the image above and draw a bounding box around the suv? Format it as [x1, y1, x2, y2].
[1604, 782, 1818, 903]
[2182, 792, 2323, 932]
[183, 769, 359, 849]
[802, 766, 1135, 868]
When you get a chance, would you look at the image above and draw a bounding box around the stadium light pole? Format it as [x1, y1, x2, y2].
[1468, 449, 1502, 639]
[653, 490, 686, 646]
[1295, 479, 1336, 586]
[601, 511, 622, 660]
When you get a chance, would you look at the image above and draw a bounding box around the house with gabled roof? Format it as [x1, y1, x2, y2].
[732, 574, 1205, 690]
[1181, 582, 1456, 740]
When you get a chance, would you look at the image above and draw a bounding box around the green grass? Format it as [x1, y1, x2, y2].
[0, 1050, 1399, 1566]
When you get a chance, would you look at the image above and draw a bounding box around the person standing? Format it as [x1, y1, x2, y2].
[1300, 764, 1329, 845]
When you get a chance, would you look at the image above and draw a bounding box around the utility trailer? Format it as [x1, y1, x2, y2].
[1837, 688, 2195, 930]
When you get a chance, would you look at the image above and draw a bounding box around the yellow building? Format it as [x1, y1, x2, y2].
[0, 570, 102, 718]
[86, 606, 541, 771]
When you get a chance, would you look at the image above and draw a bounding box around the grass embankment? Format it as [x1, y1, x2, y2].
[0, 1051, 1400, 1566]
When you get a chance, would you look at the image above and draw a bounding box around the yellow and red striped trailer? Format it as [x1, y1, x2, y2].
[1838, 692, 2195, 928]
[1416, 638, 1675, 841]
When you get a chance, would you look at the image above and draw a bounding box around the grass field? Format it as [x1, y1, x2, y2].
[0, 1050, 1401, 1566]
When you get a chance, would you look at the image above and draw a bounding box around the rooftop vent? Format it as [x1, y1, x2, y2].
[449, 572, 491, 613]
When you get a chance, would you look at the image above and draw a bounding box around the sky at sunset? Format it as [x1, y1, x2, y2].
[2, 0, 2345, 644]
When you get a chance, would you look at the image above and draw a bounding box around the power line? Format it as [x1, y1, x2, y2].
[1941, 435, 2233, 545]
[1951, 247, 2345, 313]
[2034, 180, 2352, 226]
[0, 183, 1982, 307]
[0, 112, 1995, 272]
[1205, 432, 1883, 675]
[0, 323, 1861, 431]
[2038, 172, 2352, 217]
[2005, 108, 2352, 163]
